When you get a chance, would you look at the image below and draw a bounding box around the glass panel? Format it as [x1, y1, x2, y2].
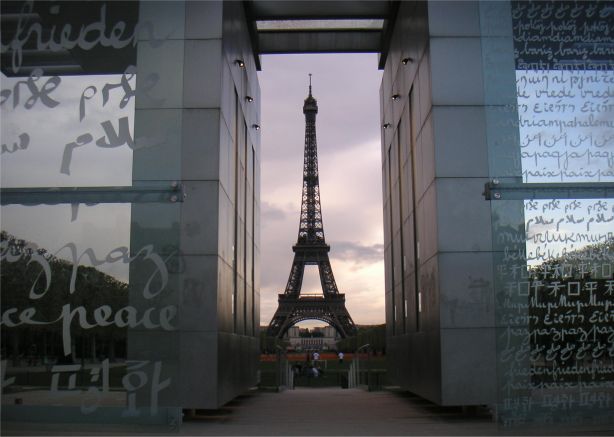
[1, 0, 186, 430]
[492, 198, 614, 427]
[1, 203, 181, 429]
[482, 0, 614, 428]
[481, 1, 614, 183]
[517, 69, 614, 183]
[1, 0, 186, 188]
[1, 73, 135, 188]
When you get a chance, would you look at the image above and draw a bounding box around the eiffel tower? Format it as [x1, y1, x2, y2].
[267, 75, 357, 339]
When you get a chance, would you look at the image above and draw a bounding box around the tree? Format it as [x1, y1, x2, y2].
[1, 231, 129, 363]
[336, 324, 385, 354]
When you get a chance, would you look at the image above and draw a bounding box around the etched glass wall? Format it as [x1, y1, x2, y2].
[481, 0, 614, 427]
[1, 1, 183, 429]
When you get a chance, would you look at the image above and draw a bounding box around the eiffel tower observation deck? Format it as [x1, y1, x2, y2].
[267, 76, 357, 339]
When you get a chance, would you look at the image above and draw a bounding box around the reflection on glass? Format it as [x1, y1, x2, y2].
[1, 72, 135, 188]
[496, 201, 614, 426]
[1, 204, 180, 421]
[1, 229, 130, 407]
[512, 0, 614, 184]
[525, 199, 614, 266]
[1, 0, 185, 429]
[1, 204, 131, 280]
[517, 70, 614, 183]
[492, 1, 614, 428]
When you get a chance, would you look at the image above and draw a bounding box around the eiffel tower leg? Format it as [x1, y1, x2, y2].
[267, 301, 292, 338]
[318, 257, 339, 295]
[337, 308, 357, 337]
[284, 258, 304, 295]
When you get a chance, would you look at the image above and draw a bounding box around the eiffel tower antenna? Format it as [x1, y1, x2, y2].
[267, 78, 357, 339]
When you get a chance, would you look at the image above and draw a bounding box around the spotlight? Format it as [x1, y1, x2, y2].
[391, 94, 401, 101]
[252, 124, 260, 130]
[383, 123, 391, 129]
[401, 57, 413, 65]
[235, 59, 245, 68]
[246, 96, 254, 102]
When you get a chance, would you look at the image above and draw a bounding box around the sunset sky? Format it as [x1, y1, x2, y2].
[257, 54, 385, 326]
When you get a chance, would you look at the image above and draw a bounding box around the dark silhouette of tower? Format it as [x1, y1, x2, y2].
[267, 75, 357, 339]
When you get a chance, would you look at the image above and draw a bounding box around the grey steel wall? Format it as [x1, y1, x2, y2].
[216, 1, 261, 408]
[133, 1, 261, 409]
[381, 0, 497, 406]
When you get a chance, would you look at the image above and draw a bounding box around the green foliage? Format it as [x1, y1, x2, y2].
[259, 329, 290, 353]
[528, 236, 614, 279]
[336, 324, 386, 353]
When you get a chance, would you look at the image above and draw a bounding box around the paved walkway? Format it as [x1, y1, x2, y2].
[4, 387, 614, 435]
[180, 388, 614, 436]
[181, 387, 497, 436]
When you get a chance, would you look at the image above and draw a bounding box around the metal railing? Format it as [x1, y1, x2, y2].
[0, 182, 185, 205]
[275, 344, 293, 390]
[483, 180, 614, 200]
[348, 343, 370, 389]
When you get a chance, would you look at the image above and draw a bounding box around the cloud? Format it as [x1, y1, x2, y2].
[261, 200, 289, 222]
[258, 53, 382, 161]
[330, 240, 384, 265]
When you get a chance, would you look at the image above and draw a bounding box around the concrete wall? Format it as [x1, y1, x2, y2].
[381, 0, 499, 406]
[131, 0, 260, 410]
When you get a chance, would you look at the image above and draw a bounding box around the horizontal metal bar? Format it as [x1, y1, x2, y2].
[258, 30, 381, 54]
[483, 181, 614, 200]
[0, 183, 184, 205]
[248, 1, 391, 21]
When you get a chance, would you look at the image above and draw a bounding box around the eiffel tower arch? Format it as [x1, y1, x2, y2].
[267, 76, 357, 339]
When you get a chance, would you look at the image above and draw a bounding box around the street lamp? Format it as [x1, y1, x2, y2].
[276, 344, 284, 388]
[355, 343, 370, 387]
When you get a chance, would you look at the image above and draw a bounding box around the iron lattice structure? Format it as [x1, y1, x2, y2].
[267, 79, 357, 339]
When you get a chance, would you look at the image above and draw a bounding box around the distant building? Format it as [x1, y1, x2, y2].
[286, 326, 339, 351]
